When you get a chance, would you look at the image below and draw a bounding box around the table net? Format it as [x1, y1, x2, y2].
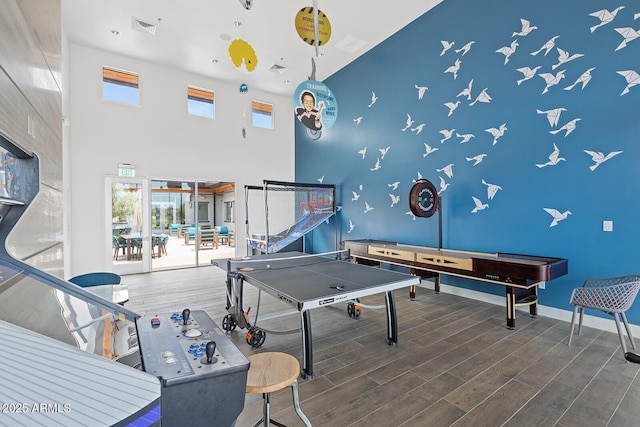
[228, 251, 345, 273]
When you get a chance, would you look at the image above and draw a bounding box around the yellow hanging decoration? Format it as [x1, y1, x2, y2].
[228, 39, 258, 73]
[294, 7, 332, 49]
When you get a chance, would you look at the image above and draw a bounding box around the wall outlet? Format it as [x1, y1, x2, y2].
[603, 220, 613, 232]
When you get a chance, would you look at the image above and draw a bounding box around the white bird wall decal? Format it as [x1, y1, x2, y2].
[517, 66, 541, 85]
[402, 114, 414, 131]
[584, 150, 622, 171]
[415, 84, 428, 99]
[536, 144, 565, 168]
[537, 108, 566, 127]
[539, 70, 566, 94]
[544, 208, 572, 227]
[531, 35, 559, 56]
[439, 129, 456, 143]
[469, 88, 491, 106]
[614, 27, 640, 51]
[368, 91, 378, 107]
[564, 68, 595, 91]
[513, 18, 537, 37]
[437, 164, 454, 178]
[444, 58, 462, 79]
[552, 48, 584, 70]
[589, 7, 625, 33]
[466, 154, 487, 166]
[482, 179, 502, 200]
[457, 79, 474, 99]
[617, 70, 640, 95]
[440, 40, 455, 56]
[364, 201, 374, 213]
[471, 196, 489, 213]
[550, 118, 581, 137]
[455, 41, 475, 56]
[496, 40, 519, 64]
[485, 124, 507, 145]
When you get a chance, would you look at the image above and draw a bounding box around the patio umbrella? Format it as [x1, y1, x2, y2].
[132, 188, 143, 233]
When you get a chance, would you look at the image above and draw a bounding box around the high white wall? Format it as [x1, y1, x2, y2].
[67, 43, 294, 275]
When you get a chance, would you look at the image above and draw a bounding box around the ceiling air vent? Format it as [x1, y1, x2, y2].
[269, 64, 287, 74]
[131, 17, 157, 36]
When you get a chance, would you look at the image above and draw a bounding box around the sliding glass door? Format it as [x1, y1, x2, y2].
[149, 180, 236, 271]
[106, 177, 236, 274]
[150, 180, 196, 270]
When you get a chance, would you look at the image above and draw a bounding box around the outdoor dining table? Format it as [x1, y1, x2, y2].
[120, 234, 142, 260]
[119, 233, 164, 260]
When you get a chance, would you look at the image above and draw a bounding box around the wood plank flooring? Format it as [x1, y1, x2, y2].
[122, 266, 640, 427]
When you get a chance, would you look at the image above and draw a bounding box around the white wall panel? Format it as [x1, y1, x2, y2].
[67, 44, 294, 274]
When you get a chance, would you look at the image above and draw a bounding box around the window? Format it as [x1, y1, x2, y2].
[197, 202, 209, 222]
[251, 100, 273, 129]
[224, 201, 234, 222]
[187, 86, 215, 118]
[103, 67, 139, 105]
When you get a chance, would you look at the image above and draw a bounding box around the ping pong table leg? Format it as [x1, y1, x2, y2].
[300, 310, 314, 379]
[385, 291, 398, 346]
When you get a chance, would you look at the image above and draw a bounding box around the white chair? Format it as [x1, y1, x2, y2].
[568, 275, 640, 357]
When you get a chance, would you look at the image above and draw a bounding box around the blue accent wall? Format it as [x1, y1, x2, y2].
[295, 0, 640, 322]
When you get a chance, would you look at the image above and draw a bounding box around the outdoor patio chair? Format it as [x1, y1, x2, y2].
[157, 233, 168, 255]
[112, 235, 126, 260]
[568, 275, 640, 358]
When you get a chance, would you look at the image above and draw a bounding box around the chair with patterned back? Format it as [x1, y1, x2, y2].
[568, 275, 640, 358]
[112, 236, 126, 260]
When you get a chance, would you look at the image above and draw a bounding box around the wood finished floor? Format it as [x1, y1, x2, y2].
[123, 266, 640, 427]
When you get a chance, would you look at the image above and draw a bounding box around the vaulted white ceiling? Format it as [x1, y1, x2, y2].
[63, 0, 442, 96]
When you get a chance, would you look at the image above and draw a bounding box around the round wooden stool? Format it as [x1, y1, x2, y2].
[246, 352, 312, 427]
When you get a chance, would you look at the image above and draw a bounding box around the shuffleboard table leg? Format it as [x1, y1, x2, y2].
[530, 286, 538, 318]
[506, 286, 516, 330]
[409, 268, 418, 299]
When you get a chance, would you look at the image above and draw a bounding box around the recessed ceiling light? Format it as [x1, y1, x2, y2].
[234, 21, 242, 27]
[111, 29, 120, 35]
[212, 59, 219, 63]
[284, 80, 290, 84]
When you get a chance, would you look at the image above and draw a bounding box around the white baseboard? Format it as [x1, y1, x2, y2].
[416, 279, 640, 338]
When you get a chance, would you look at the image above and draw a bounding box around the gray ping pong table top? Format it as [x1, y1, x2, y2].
[226, 252, 419, 305]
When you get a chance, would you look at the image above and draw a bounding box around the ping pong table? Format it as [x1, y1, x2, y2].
[221, 251, 420, 379]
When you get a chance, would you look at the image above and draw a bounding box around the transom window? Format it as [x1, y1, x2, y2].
[251, 101, 274, 129]
[187, 86, 215, 118]
[103, 66, 139, 105]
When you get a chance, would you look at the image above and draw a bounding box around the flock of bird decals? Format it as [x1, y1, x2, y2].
[319, 5, 638, 234]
